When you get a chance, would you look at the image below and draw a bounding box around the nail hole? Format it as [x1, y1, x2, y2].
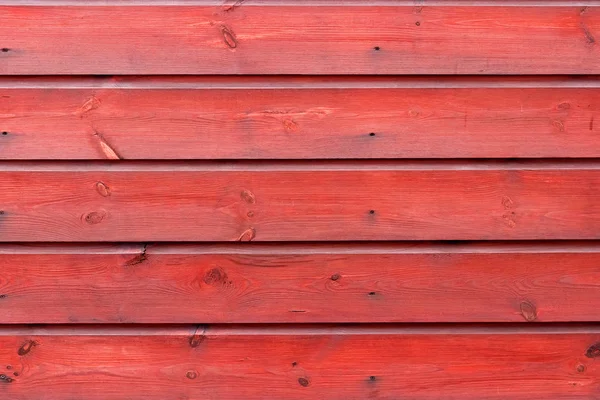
[369, 292, 376, 296]
[369, 132, 376, 137]
[369, 210, 375, 214]
[330, 273, 341, 281]
[1, 48, 9, 53]
[370, 376, 376, 381]
[415, 21, 421, 26]
[12, 372, 18, 377]
[373, 46, 380, 51]
[1, 132, 7, 136]
[292, 361, 297, 367]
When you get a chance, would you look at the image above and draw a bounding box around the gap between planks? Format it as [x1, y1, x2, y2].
[2, 76, 600, 89]
[1, 323, 600, 336]
[0, 241, 600, 254]
[0, 159, 599, 171]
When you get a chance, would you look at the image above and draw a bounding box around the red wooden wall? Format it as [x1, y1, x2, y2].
[1, 1, 599, 398]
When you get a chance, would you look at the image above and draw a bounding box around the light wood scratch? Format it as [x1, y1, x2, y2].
[93, 131, 122, 160]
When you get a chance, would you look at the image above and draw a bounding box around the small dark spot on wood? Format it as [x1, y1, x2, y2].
[369, 376, 377, 382]
[557, 102, 571, 110]
[1, 48, 9, 53]
[0, 295, 6, 299]
[586, 343, 600, 358]
[240, 189, 256, 204]
[0, 211, 5, 215]
[18, 340, 38, 356]
[124, 244, 148, 267]
[330, 273, 341, 281]
[5, 366, 10, 370]
[1, 132, 7, 136]
[298, 377, 310, 387]
[415, 21, 421, 26]
[373, 46, 380, 51]
[84, 211, 106, 225]
[292, 361, 297, 367]
[369, 292, 376, 296]
[369, 210, 375, 215]
[289, 310, 306, 313]
[519, 300, 537, 322]
[203, 267, 228, 286]
[247, 211, 254, 218]
[0, 374, 12, 383]
[590, 116, 594, 131]
[369, 132, 376, 137]
[189, 325, 207, 348]
[220, 25, 238, 49]
[186, 370, 198, 380]
[577, 364, 586, 373]
[12, 372, 18, 377]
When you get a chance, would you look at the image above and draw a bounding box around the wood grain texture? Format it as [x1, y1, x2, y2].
[0, 324, 597, 399]
[0, 3, 599, 74]
[1, 76, 600, 159]
[0, 161, 598, 241]
[0, 243, 599, 323]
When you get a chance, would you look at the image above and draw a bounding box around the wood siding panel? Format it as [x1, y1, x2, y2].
[1, 77, 599, 159]
[0, 3, 599, 75]
[0, 162, 596, 241]
[0, 243, 598, 323]
[0, 325, 597, 399]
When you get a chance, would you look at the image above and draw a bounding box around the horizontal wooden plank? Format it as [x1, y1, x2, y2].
[2, 76, 600, 159]
[0, 3, 600, 74]
[0, 242, 599, 323]
[0, 324, 597, 399]
[0, 161, 598, 241]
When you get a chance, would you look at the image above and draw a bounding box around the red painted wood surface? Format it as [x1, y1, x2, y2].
[0, 243, 598, 323]
[0, 3, 599, 75]
[0, 325, 596, 399]
[1, 2, 598, 398]
[1, 77, 599, 159]
[0, 162, 597, 241]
